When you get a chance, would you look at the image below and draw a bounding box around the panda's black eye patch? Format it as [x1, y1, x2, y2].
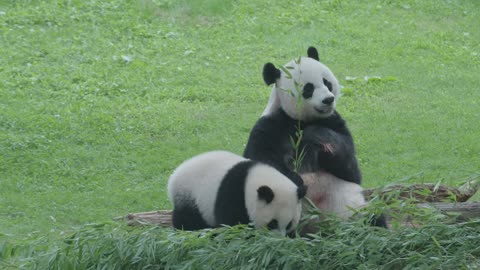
[302, 83, 315, 99]
[323, 78, 333, 92]
[267, 219, 278, 230]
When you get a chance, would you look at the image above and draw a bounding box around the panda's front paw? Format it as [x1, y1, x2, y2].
[321, 143, 335, 154]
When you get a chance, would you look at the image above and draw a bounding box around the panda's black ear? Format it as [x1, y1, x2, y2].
[257, 186, 275, 204]
[263, 63, 281, 85]
[297, 185, 307, 200]
[307, 46, 319, 61]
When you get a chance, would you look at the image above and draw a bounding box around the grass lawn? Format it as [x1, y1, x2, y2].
[0, 0, 479, 268]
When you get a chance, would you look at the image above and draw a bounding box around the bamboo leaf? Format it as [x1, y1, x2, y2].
[279, 65, 292, 79]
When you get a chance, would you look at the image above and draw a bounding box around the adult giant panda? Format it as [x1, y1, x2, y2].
[243, 47, 386, 230]
[167, 150, 308, 235]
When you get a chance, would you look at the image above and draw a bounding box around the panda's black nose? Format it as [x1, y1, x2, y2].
[322, 97, 334, 105]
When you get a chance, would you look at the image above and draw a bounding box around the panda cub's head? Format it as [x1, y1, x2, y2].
[262, 46, 341, 122]
[245, 163, 307, 235]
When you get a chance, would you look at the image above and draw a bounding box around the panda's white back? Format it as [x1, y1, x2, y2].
[167, 150, 245, 226]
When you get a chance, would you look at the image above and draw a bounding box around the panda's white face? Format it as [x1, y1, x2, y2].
[263, 57, 341, 122]
[244, 164, 304, 235]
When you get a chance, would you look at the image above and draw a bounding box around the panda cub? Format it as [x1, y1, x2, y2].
[167, 150, 307, 235]
[244, 47, 386, 228]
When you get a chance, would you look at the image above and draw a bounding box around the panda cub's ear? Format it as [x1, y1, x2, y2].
[257, 185, 275, 204]
[307, 46, 320, 61]
[297, 185, 308, 200]
[262, 63, 281, 85]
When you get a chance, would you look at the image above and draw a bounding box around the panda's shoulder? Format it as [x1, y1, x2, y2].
[255, 109, 297, 129]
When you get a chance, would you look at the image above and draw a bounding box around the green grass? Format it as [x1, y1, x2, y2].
[1, 0, 479, 268]
[3, 216, 480, 269]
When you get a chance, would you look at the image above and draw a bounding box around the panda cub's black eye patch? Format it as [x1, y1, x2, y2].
[302, 83, 315, 99]
[267, 219, 278, 230]
[323, 78, 333, 92]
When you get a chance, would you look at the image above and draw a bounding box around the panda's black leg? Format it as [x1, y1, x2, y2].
[368, 213, 388, 228]
[287, 230, 298, 238]
[172, 203, 210, 231]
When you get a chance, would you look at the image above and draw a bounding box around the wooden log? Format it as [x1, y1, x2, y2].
[115, 210, 173, 226]
[117, 202, 480, 227]
[363, 178, 479, 203]
[418, 202, 480, 221]
[385, 202, 480, 228]
[117, 180, 479, 227]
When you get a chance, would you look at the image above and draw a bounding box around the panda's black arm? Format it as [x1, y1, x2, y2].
[301, 125, 362, 184]
[311, 111, 351, 136]
[243, 135, 304, 186]
[243, 116, 304, 186]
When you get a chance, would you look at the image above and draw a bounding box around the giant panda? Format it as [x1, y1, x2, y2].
[243, 47, 386, 230]
[167, 150, 308, 235]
